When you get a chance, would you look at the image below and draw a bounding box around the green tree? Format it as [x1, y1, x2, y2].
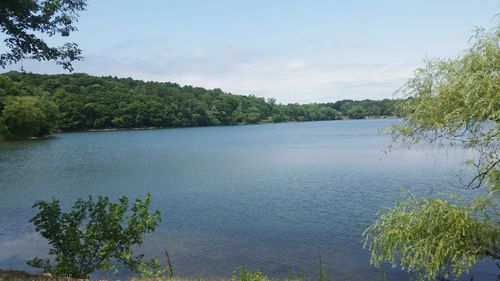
[345, 105, 365, 119]
[363, 25, 499, 280]
[0, 71, 399, 132]
[28, 194, 162, 279]
[0, 0, 87, 71]
[0, 95, 59, 139]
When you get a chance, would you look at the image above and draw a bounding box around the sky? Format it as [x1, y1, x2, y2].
[1, 0, 499, 103]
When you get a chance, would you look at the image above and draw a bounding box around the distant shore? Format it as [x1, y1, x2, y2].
[62, 116, 398, 134]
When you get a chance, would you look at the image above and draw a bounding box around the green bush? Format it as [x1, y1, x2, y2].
[28, 194, 161, 279]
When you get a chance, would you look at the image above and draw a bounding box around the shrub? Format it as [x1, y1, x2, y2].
[28, 194, 161, 278]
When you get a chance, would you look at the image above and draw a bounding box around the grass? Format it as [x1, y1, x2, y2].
[0, 258, 363, 281]
[0, 269, 86, 281]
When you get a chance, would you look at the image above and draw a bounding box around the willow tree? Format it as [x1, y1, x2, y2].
[363, 24, 499, 280]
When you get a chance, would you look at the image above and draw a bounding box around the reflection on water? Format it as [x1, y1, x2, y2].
[0, 120, 495, 280]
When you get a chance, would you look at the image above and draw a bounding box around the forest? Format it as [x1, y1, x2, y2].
[0, 71, 398, 139]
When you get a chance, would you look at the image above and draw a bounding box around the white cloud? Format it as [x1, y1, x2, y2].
[3, 45, 420, 104]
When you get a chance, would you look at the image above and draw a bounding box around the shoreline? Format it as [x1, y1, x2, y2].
[59, 116, 398, 134]
[0, 117, 399, 141]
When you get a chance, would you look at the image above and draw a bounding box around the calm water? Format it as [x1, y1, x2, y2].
[0, 119, 496, 280]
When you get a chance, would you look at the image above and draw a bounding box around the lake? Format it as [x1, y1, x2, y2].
[0, 119, 496, 280]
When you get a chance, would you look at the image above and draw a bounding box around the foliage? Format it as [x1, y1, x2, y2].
[286, 266, 305, 281]
[231, 266, 269, 281]
[0, 71, 398, 136]
[364, 24, 500, 280]
[285, 257, 332, 281]
[0, 95, 59, 139]
[316, 256, 331, 281]
[390, 25, 500, 194]
[364, 192, 499, 280]
[136, 249, 174, 279]
[0, 0, 87, 71]
[137, 257, 166, 278]
[28, 194, 161, 279]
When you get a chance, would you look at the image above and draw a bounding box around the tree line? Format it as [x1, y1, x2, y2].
[0, 71, 398, 139]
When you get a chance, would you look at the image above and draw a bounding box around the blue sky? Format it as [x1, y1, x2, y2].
[1, 0, 499, 103]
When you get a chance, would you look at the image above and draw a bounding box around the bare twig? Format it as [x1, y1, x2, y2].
[165, 248, 173, 278]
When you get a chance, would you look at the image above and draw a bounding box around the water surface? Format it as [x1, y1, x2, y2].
[0, 120, 495, 280]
